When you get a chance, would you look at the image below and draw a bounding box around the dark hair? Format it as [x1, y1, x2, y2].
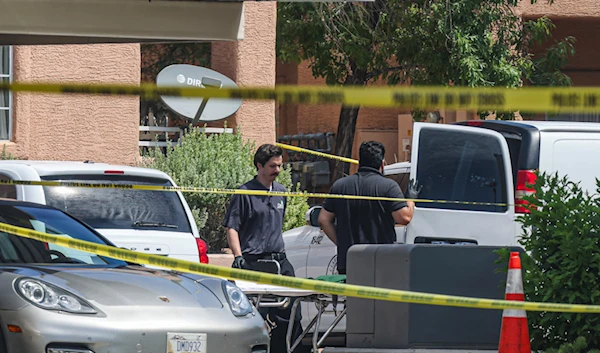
[359, 141, 385, 169]
[254, 144, 283, 169]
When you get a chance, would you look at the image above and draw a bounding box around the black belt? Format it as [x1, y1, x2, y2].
[243, 252, 287, 262]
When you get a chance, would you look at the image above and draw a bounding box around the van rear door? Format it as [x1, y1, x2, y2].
[405, 123, 517, 246]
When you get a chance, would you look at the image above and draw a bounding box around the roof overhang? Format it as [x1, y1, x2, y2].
[0, 0, 246, 45]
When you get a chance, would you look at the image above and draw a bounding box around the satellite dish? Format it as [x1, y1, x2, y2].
[156, 64, 242, 124]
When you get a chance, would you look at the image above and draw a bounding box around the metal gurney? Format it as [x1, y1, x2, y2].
[235, 275, 347, 353]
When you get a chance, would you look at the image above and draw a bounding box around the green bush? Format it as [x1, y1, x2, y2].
[138, 125, 309, 253]
[541, 337, 600, 353]
[503, 172, 600, 351]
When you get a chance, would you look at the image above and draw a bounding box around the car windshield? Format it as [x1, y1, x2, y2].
[41, 174, 192, 233]
[0, 204, 127, 266]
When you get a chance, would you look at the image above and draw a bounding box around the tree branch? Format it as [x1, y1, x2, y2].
[366, 65, 413, 81]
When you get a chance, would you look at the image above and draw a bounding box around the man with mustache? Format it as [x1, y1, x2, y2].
[223, 143, 307, 353]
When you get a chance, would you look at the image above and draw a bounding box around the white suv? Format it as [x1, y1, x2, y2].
[0, 160, 208, 264]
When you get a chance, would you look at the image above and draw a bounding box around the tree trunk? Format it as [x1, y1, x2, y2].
[331, 105, 361, 181]
[330, 70, 367, 183]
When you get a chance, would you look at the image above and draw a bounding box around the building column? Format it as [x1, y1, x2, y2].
[211, 1, 277, 147]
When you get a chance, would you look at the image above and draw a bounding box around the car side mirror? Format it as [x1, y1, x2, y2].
[309, 206, 322, 227]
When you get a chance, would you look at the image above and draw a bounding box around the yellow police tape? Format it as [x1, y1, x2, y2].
[0, 179, 509, 207]
[3, 81, 600, 112]
[276, 143, 359, 164]
[0, 220, 598, 313]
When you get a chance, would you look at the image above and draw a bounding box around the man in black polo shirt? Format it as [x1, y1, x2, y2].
[222, 143, 289, 272]
[223, 143, 307, 353]
[318, 141, 421, 275]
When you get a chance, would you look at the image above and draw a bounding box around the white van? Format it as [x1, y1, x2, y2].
[0, 160, 209, 263]
[405, 120, 600, 246]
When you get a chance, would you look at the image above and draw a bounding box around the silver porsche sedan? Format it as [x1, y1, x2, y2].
[0, 199, 270, 353]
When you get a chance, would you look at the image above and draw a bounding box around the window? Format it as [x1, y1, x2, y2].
[0, 46, 12, 141]
[415, 129, 508, 213]
[503, 134, 522, 187]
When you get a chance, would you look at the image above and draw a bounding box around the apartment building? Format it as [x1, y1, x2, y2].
[0, 1, 597, 166]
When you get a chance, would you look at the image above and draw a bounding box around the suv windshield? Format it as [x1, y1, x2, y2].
[41, 175, 192, 233]
[0, 204, 127, 265]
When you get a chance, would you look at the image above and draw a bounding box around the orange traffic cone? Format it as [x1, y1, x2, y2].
[498, 252, 531, 353]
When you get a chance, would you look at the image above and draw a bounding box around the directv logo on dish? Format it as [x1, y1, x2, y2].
[176, 73, 212, 87]
[185, 77, 208, 87]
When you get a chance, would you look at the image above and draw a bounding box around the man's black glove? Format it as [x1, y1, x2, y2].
[232, 256, 247, 269]
[406, 179, 423, 199]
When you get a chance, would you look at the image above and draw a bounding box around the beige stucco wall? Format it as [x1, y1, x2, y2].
[211, 2, 277, 148]
[9, 44, 140, 164]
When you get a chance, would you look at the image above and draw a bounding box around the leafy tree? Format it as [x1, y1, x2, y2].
[277, 0, 575, 180]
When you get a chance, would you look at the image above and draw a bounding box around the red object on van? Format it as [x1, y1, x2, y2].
[515, 170, 537, 213]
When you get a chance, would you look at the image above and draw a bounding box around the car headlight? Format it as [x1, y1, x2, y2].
[222, 280, 253, 317]
[15, 278, 96, 314]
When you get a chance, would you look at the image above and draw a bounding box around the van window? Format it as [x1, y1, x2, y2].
[41, 175, 192, 233]
[416, 129, 507, 212]
[505, 137, 521, 186]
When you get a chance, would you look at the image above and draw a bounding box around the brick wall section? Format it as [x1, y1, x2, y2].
[517, 1, 600, 17]
[276, 61, 414, 161]
[280, 62, 410, 136]
[525, 17, 600, 86]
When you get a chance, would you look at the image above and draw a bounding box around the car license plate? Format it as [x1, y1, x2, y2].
[167, 333, 207, 353]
